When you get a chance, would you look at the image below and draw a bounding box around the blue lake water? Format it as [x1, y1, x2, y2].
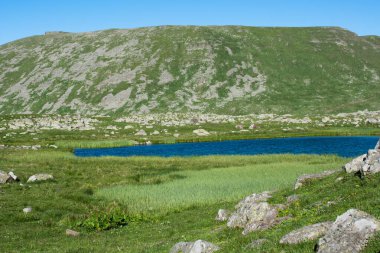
[74, 136, 379, 158]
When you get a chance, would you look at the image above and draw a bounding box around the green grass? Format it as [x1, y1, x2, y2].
[1, 26, 379, 115]
[55, 139, 136, 149]
[2, 147, 380, 252]
[97, 156, 344, 215]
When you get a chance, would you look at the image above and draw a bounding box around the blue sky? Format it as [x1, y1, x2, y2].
[1, 0, 379, 45]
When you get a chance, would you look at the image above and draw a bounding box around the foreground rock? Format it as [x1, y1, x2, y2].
[280, 222, 333, 244]
[193, 129, 210, 136]
[343, 154, 366, 173]
[66, 229, 80, 237]
[27, 174, 54, 183]
[0, 170, 12, 184]
[316, 209, 380, 253]
[170, 240, 219, 253]
[227, 191, 282, 235]
[215, 209, 229, 221]
[0, 170, 18, 184]
[344, 139, 380, 175]
[294, 170, 337, 190]
[23, 207, 32, 213]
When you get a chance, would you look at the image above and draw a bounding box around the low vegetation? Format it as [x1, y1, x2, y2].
[0, 149, 352, 252]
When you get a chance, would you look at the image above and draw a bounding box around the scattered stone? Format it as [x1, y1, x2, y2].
[135, 129, 147, 136]
[227, 191, 280, 235]
[66, 229, 80, 237]
[294, 170, 338, 190]
[23, 207, 32, 213]
[8, 171, 19, 181]
[193, 129, 210, 136]
[280, 222, 333, 244]
[246, 238, 268, 249]
[215, 209, 229, 221]
[0, 170, 13, 184]
[173, 133, 180, 138]
[170, 240, 219, 253]
[146, 141, 152, 145]
[335, 176, 344, 182]
[124, 125, 134, 129]
[343, 154, 366, 173]
[27, 174, 54, 183]
[316, 209, 380, 253]
[152, 130, 160, 135]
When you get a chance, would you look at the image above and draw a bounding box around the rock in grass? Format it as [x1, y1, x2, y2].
[0, 170, 18, 184]
[8, 171, 19, 181]
[27, 174, 54, 183]
[0, 170, 12, 184]
[279, 222, 333, 244]
[23, 207, 32, 213]
[135, 129, 147, 136]
[66, 229, 80, 237]
[215, 209, 229, 221]
[170, 240, 219, 253]
[294, 170, 337, 190]
[316, 209, 380, 253]
[343, 154, 366, 173]
[193, 129, 210, 136]
[227, 191, 280, 235]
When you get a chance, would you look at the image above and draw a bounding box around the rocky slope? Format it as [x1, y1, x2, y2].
[0, 26, 379, 115]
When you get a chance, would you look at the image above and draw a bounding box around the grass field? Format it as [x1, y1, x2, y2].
[1, 148, 362, 252]
[97, 156, 344, 215]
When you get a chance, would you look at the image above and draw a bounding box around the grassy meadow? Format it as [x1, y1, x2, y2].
[0, 148, 354, 252]
[97, 156, 344, 215]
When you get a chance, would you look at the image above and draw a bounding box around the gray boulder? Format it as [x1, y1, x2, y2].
[361, 149, 380, 175]
[279, 221, 333, 244]
[170, 240, 219, 253]
[294, 170, 337, 190]
[227, 191, 280, 235]
[0, 170, 12, 184]
[193, 129, 210, 136]
[27, 174, 54, 183]
[23, 207, 32, 213]
[343, 154, 366, 173]
[0, 170, 18, 184]
[215, 209, 229, 221]
[135, 129, 147, 136]
[316, 209, 380, 253]
[66, 229, 80, 237]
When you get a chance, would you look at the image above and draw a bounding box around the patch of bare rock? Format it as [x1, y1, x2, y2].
[280, 222, 333, 244]
[27, 173, 54, 183]
[294, 170, 338, 190]
[170, 240, 219, 253]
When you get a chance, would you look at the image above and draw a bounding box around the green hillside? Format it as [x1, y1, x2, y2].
[0, 26, 379, 115]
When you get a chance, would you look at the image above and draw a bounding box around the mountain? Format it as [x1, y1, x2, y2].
[0, 26, 379, 115]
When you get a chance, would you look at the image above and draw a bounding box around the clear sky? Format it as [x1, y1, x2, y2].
[1, 0, 379, 45]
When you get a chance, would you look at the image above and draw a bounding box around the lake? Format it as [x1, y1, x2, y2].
[74, 136, 379, 158]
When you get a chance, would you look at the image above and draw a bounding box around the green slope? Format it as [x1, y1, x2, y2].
[0, 26, 379, 115]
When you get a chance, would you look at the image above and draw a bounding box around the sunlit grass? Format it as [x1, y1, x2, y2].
[96, 155, 345, 215]
[55, 139, 135, 148]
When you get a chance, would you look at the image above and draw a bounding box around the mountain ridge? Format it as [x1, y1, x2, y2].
[0, 25, 379, 115]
